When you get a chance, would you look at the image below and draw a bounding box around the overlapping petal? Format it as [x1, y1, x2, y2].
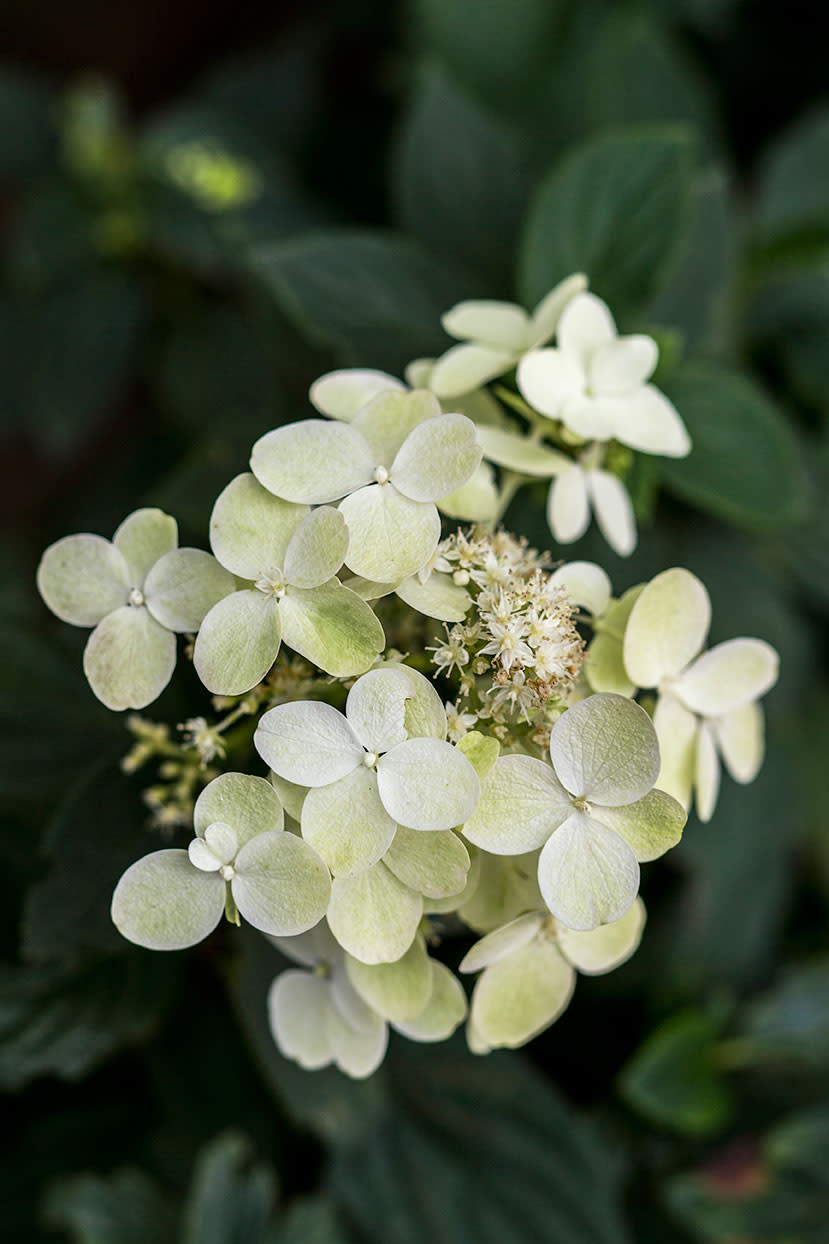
[309, 368, 404, 420]
[111, 849, 224, 950]
[255, 700, 364, 787]
[613, 385, 691, 457]
[390, 413, 481, 503]
[143, 549, 234, 632]
[623, 567, 711, 688]
[590, 789, 685, 861]
[251, 419, 375, 503]
[393, 961, 467, 1042]
[674, 638, 779, 716]
[84, 605, 176, 710]
[344, 667, 414, 753]
[376, 737, 480, 832]
[345, 935, 432, 1023]
[327, 861, 423, 964]
[339, 484, 441, 582]
[209, 473, 307, 579]
[193, 590, 281, 696]
[37, 534, 130, 626]
[383, 826, 470, 899]
[232, 831, 331, 937]
[469, 937, 575, 1049]
[278, 579, 385, 677]
[557, 897, 646, 974]
[476, 426, 570, 477]
[548, 693, 659, 806]
[537, 812, 640, 931]
[194, 772, 284, 845]
[517, 348, 585, 419]
[113, 509, 178, 584]
[462, 753, 571, 853]
[300, 766, 397, 877]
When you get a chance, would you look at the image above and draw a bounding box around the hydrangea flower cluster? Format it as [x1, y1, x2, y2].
[36, 274, 779, 1077]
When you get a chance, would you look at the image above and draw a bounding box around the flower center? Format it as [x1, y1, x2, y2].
[572, 796, 592, 814]
[373, 465, 390, 485]
[255, 567, 286, 598]
[220, 863, 236, 881]
[128, 587, 145, 607]
[363, 751, 378, 768]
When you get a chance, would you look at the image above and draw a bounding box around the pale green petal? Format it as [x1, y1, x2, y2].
[462, 754, 571, 853]
[327, 1004, 389, 1078]
[587, 470, 636, 558]
[279, 579, 385, 676]
[84, 605, 176, 710]
[548, 693, 659, 806]
[203, 822, 238, 864]
[254, 700, 363, 787]
[459, 851, 543, 933]
[394, 961, 468, 1041]
[591, 788, 686, 861]
[194, 772, 284, 846]
[557, 896, 646, 974]
[612, 384, 691, 457]
[339, 575, 396, 602]
[111, 849, 224, 950]
[456, 731, 500, 781]
[470, 938, 575, 1049]
[537, 812, 640, 931]
[424, 843, 481, 915]
[653, 693, 698, 809]
[193, 590, 281, 696]
[547, 467, 590, 545]
[584, 634, 636, 697]
[598, 583, 646, 641]
[430, 343, 517, 399]
[353, 389, 440, 464]
[232, 831, 331, 936]
[345, 933, 432, 1022]
[327, 862, 422, 964]
[557, 291, 616, 362]
[549, 561, 612, 616]
[441, 300, 529, 349]
[623, 567, 711, 688]
[394, 573, 471, 622]
[270, 920, 342, 968]
[283, 506, 348, 589]
[383, 826, 470, 899]
[694, 721, 721, 823]
[528, 274, 589, 346]
[390, 413, 481, 503]
[144, 549, 235, 632]
[438, 462, 499, 522]
[37, 534, 130, 626]
[589, 336, 657, 395]
[476, 425, 570, 477]
[113, 508, 178, 584]
[188, 838, 223, 871]
[467, 1016, 492, 1054]
[329, 966, 381, 1032]
[267, 971, 334, 1069]
[301, 766, 396, 877]
[375, 661, 446, 739]
[269, 772, 307, 822]
[309, 368, 404, 420]
[209, 473, 307, 579]
[713, 702, 764, 784]
[459, 912, 545, 974]
[345, 667, 415, 753]
[517, 348, 585, 419]
[340, 485, 440, 582]
[377, 737, 480, 832]
[251, 419, 375, 503]
[675, 638, 779, 717]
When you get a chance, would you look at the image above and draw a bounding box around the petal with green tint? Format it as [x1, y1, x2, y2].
[470, 938, 575, 1049]
[395, 571, 471, 622]
[537, 812, 640, 931]
[327, 862, 422, 964]
[111, 849, 224, 950]
[193, 590, 281, 696]
[339, 575, 396, 602]
[653, 694, 698, 809]
[459, 912, 545, 974]
[188, 837, 223, 872]
[390, 413, 481, 503]
[441, 300, 529, 349]
[194, 772, 283, 846]
[557, 292, 616, 361]
[462, 754, 571, 854]
[549, 561, 612, 617]
[271, 920, 341, 969]
[377, 737, 480, 832]
[424, 844, 481, 916]
[232, 831, 331, 937]
[528, 274, 588, 346]
[438, 461, 499, 522]
[209, 473, 307, 579]
[456, 731, 500, 781]
[588, 470, 636, 557]
[112, 509, 178, 584]
[429, 343, 517, 399]
[589, 337, 657, 395]
[383, 826, 470, 899]
[345, 667, 415, 753]
[329, 967, 381, 1033]
[517, 348, 585, 419]
[713, 702, 764, 784]
[327, 1004, 388, 1078]
[459, 851, 542, 933]
[37, 534, 130, 626]
[353, 389, 440, 465]
[202, 822, 238, 864]
[598, 583, 646, 641]
[279, 579, 385, 676]
[476, 426, 570, 477]
[623, 567, 711, 688]
[269, 772, 307, 823]
[374, 661, 446, 739]
[309, 368, 404, 420]
[301, 766, 397, 877]
[591, 789, 686, 861]
[584, 634, 636, 697]
[394, 961, 467, 1041]
[267, 971, 334, 1069]
[143, 549, 235, 632]
[694, 721, 721, 823]
[83, 605, 176, 710]
[255, 700, 363, 786]
[339, 485, 441, 582]
[345, 933, 432, 1022]
[557, 897, 646, 975]
[613, 385, 690, 457]
[251, 420, 376, 503]
[283, 506, 348, 589]
[549, 693, 659, 806]
[547, 467, 590, 544]
[674, 638, 779, 717]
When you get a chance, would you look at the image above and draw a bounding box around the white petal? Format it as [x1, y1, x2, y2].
[653, 694, 699, 809]
[345, 667, 414, 753]
[112, 509, 178, 584]
[623, 567, 711, 689]
[470, 938, 575, 1049]
[270, 920, 341, 968]
[203, 821, 239, 864]
[549, 561, 612, 616]
[383, 826, 470, 899]
[441, 299, 529, 349]
[345, 934, 432, 1022]
[559, 393, 620, 440]
[194, 772, 283, 847]
[462, 753, 571, 853]
[589, 337, 658, 394]
[327, 862, 422, 964]
[283, 506, 348, 589]
[516, 348, 585, 419]
[713, 702, 764, 784]
[83, 605, 176, 710]
[438, 461, 500, 522]
[549, 693, 659, 806]
[327, 1004, 389, 1078]
[279, 579, 385, 678]
[557, 291, 616, 362]
[329, 965, 380, 1032]
[143, 549, 235, 632]
[459, 912, 545, 974]
[695, 721, 721, 823]
[394, 573, 471, 622]
[393, 961, 468, 1042]
[528, 273, 589, 346]
[209, 473, 307, 580]
[612, 385, 691, 457]
[547, 467, 590, 545]
[232, 831, 331, 936]
[674, 638, 779, 716]
[251, 420, 375, 503]
[429, 343, 518, 398]
[254, 700, 363, 787]
[309, 368, 405, 421]
[267, 971, 334, 1069]
[193, 590, 281, 696]
[188, 837, 223, 871]
[390, 413, 481, 503]
[339, 485, 440, 582]
[537, 812, 640, 931]
[476, 426, 570, 477]
[353, 388, 440, 465]
[376, 738, 481, 832]
[300, 766, 397, 877]
[587, 470, 637, 557]
[37, 534, 129, 626]
[557, 897, 646, 974]
[111, 849, 224, 950]
[592, 789, 686, 861]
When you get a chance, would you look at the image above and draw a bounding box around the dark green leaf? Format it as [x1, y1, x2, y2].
[0, 67, 57, 179]
[737, 958, 829, 1072]
[747, 265, 829, 422]
[181, 1131, 278, 1244]
[755, 105, 829, 240]
[43, 1169, 177, 1244]
[276, 1199, 351, 1244]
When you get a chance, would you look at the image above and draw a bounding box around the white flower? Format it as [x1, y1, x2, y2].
[546, 450, 638, 556]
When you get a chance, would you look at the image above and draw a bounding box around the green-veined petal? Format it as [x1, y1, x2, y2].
[327, 862, 422, 964]
[557, 897, 646, 974]
[251, 419, 376, 503]
[193, 590, 281, 696]
[37, 534, 130, 626]
[283, 506, 349, 589]
[144, 549, 235, 632]
[279, 579, 385, 677]
[352, 389, 440, 465]
[111, 849, 224, 950]
[301, 766, 397, 877]
[623, 567, 711, 688]
[456, 731, 500, 781]
[390, 413, 481, 503]
[255, 700, 363, 786]
[345, 667, 415, 753]
[113, 509, 178, 584]
[383, 826, 470, 899]
[232, 831, 331, 936]
[470, 938, 575, 1049]
[538, 812, 640, 930]
[194, 772, 284, 846]
[84, 605, 176, 710]
[340, 484, 440, 582]
[549, 693, 659, 806]
[209, 473, 307, 579]
[591, 788, 686, 861]
[377, 737, 480, 832]
[462, 754, 571, 853]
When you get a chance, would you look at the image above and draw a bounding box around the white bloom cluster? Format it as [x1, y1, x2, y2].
[36, 275, 779, 1076]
